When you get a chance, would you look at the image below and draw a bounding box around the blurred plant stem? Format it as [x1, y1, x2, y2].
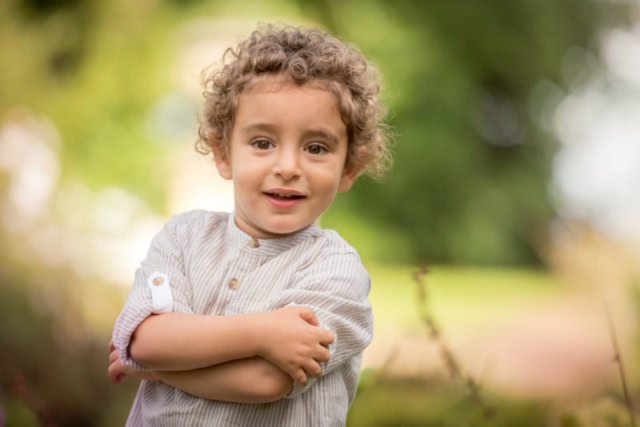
[605, 303, 636, 427]
[6, 371, 55, 426]
[413, 264, 495, 419]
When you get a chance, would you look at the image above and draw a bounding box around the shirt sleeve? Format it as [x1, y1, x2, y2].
[111, 215, 194, 370]
[272, 251, 374, 398]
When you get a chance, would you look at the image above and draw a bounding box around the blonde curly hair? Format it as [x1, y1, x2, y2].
[196, 24, 392, 179]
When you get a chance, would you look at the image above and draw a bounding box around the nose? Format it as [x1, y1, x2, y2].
[273, 145, 301, 180]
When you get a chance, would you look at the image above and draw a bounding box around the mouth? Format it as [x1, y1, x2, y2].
[264, 192, 306, 200]
[263, 190, 306, 208]
[263, 189, 306, 200]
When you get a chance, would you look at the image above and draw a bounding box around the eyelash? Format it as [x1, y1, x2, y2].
[250, 139, 329, 155]
[304, 144, 329, 155]
[251, 139, 275, 150]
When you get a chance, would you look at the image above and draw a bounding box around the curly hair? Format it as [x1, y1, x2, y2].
[196, 24, 392, 179]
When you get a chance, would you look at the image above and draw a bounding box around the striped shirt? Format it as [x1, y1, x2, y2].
[112, 210, 373, 426]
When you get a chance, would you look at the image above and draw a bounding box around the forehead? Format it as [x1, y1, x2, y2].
[232, 75, 347, 139]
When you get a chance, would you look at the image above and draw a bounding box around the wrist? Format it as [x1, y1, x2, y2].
[246, 312, 270, 358]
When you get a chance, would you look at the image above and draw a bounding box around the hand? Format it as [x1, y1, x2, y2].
[108, 339, 157, 384]
[255, 307, 334, 386]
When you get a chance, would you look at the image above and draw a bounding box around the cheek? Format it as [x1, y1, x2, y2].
[232, 155, 259, 179]
[314, 166, 344, 194]
[231, 166, 259, 197]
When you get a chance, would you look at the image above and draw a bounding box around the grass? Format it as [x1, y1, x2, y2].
[366, 263, 563, 333]
[345, 263, 569, 426]
[347, 376, 550, 427]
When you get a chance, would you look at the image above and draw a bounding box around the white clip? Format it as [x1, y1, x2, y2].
[147, 272, 173, 314]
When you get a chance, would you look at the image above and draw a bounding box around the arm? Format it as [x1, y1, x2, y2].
[109, 341, 291, 403]
[132, 251, 371, 399]
[273, 252, 374, 398]
[130, 312, 265, 371]
[130, 306, 333, 385]
[113, 213, 332, 385]
[155, 357, 292, 403]
[112, 214, 197, 371]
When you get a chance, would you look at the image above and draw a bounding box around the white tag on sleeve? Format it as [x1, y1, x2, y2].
[147, 272, 173, 313]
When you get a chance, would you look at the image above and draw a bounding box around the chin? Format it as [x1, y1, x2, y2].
[264, 220, 309, 236]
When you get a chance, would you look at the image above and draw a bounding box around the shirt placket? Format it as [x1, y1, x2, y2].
[220, 238, 263, 314]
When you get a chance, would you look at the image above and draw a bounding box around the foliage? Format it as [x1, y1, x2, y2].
[317, 0, 632, 265]
[0, 0, 633, 265]
[0, 268, 136, 426]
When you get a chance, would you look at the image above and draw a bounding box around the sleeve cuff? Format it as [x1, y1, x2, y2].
[112, 286, 153, 370]
[147, 272, 174, 314]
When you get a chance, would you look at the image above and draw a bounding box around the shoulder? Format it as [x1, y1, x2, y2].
[299, 228, 370, 296]
[166, 209, 228, 228]
[163, 210, 229, 242]
[312, 227, 363, 261]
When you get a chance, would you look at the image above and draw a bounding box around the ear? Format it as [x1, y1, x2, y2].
[338, 146, 367, 192]
[212, 145, 232, 180]
[337, 162, 363, 192]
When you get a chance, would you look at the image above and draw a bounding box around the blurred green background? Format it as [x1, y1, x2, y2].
[2, 0, 640, 425]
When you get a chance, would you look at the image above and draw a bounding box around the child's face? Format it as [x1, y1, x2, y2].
[213, 76, 359, 239]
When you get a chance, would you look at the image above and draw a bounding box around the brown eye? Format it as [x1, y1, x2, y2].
[252, 139, 274, 150]
[305, 144, 328, 155]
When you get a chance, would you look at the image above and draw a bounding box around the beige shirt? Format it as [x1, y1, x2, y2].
[112, 210, 373, 426]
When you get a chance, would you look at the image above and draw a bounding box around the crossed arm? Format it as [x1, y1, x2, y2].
[109, 213, 372, 405]
[108, 307, 334, 403]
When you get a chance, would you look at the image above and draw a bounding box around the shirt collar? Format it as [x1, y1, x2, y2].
[226, 212, 322, 256]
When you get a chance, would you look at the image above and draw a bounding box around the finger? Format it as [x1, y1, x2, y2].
[318, 328, 334, 346]
[293, 368, 308, 386]
[108, 364, 119, 383]
[304, 360, 322, 378]
[314, 346, 330, 363]
[110, 349, 119, 364]
[109, 339, 115, 352]
[109, 360, 127, 383]
[298, 309, 318, 326]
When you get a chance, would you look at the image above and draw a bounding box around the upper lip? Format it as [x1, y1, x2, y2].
[264, 188, 306, 196]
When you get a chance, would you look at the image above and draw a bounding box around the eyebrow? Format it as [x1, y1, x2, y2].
[301, 129, 340, 147]
[240, 123, 341, 146]
[240, 123, 278, 134]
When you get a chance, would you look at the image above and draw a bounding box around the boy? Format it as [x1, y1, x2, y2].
[109, 24, 391, 426]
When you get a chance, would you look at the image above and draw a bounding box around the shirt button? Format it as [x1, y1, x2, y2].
[153, 277, 164, 286]
[248, 238, 259, 248]
[229, 278, 239, 289]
